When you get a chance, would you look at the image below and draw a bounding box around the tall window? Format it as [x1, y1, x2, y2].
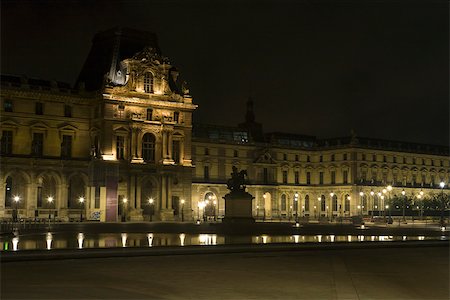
[294, 171, 299, 184]
[32, 133, 44, 156]
[295, 155, 299, 161]
[61, 135, 72, 158]
[331, 154, 335, 161]
[146, 108, 153, 121]
[144, 72, 154, 93]
[234, 150, 238, 157]
[319, 172, 324, 184]
[35, 102, 43, 115]
[282, 171, 288, 184]
[37, 186, 43, 208]
[263, 168, 268, 183]
[319, 155, 323, 162]
[345, 195, 350, 211]
[332, 195, 338, 211]
[64, 105, 72, 117]
[116, 136, 125, 160]
[283, 153, 287, 160]
[343, 153, 347, 160]
[307, 155, 310, 162]
[173, 140, 180, 164]
[306, 172, 311, 185]
[343, 170, 348, 184]
[362, 153, 366, 161]
[4, 99, 13, 112]
[393, 156, 397, 163]
[1, 130, 13, 155]
[173, 111, 180, 123]
[5, 177, 12, 207]
[142, 133, 155, 162]
[321, 195, 326, 211]
[204, 166, 209, 180]
[372, 154, 376, 161]
[304, 195, 310, 211]
[281, 194, 287, 211]
[331, 171, 336, 184]
[205, 148, 209, 155]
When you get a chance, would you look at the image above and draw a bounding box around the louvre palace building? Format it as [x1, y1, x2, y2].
[1, 28, 449, 222]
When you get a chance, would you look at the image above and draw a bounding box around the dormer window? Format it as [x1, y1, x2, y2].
[144, 72, 153, 93]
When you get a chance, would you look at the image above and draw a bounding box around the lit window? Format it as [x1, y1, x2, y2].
[116, 136, 125, 160]
[144, 72, 154, 93]
[4, 99, 13, 112]
[142, 133, 155, 162]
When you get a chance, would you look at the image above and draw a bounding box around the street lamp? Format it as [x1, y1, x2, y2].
[79, 197, 85, 222]
[439, 181, 445, 227]
[317, 197, 321, 220]
[329, 192, 334, 221]
[294, 192, 299, 222]
[370, 190, 375, 220]
[359, 192, 364, 216]
[213, 200, 217, 221]
[13, 196, 20, 223]
[401, 189, 406, 222]
[148, 198, 154, 222]
[381, 195, 385, 221]
[122, 198, 128, 222]
[47, 196, 54, 222]
[180, 199, 185, 222]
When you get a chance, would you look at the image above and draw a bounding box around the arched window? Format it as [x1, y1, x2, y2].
[144, 72, 154, 93]
[321, 195, 326, 211]
[142, 133, 156, 162]
[281, 194, 287, 211]
[332, 195, 338, 211]
[304, 195, 310, 211]
[345, 194, 351, 211]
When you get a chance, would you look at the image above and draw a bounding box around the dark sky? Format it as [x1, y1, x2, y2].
[2, 0, 449, 146]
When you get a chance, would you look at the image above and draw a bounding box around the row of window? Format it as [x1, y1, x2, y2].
[0, 130, 72, 158]
[278, 194, 351, 212]
[3, 100, 73, 117]
[200, 147, 445, 167]
[201, 166, 349, 185]
[116, 133, 181, 164]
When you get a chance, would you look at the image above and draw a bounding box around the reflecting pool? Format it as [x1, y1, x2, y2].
[1, 233, 446, 252]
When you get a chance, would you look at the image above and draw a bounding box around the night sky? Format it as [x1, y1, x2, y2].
[2, 0, 448, 146]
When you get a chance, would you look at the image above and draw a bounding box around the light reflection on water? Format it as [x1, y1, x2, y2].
[0, 233, 445, 252]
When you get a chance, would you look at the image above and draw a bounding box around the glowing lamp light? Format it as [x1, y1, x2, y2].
[149, 198, 154, 204]
[79, 197, 85, 203]
[387, 185, 393, 191]
[401, 190, 406, 196]
[47, 196, 54, 203]
[181, 199, 185, 205]
[359, 192, 364, 196]
[370, 191, 374, 196]
[439, 182, 445, 188]
[123, 198, 128, 204]
[13, 196, 20, 203]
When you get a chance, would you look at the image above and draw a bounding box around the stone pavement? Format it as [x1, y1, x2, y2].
[2, 245, 449, 299]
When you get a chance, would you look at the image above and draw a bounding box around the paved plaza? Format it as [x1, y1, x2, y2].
[2, 245, 449, 299]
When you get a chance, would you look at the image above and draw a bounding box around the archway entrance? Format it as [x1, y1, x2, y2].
[204, 192, 217, 221]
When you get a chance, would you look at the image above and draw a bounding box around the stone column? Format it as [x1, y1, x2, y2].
[57, 184, 69, 219]
[180, 139, 185, 165]
[162, 131, 167, 159]
[26, 183, 37, 218]
[0, 183, 5, 217]
[168, 133, 173, 160]
[131, 128, 137, 159]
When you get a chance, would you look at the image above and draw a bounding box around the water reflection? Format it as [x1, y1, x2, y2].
[147, 233, 153, 247]
[0, 233, 445, 252]
[121, 233, 127, 247]
[179, 233, 185, 246]
[77, 233, 84, 249]
[46, 233, 53, 250]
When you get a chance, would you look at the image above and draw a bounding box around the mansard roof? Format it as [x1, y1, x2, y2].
[76, 27, 161, 91]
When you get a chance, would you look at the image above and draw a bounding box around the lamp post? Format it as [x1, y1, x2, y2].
[317, 197, 321, 220]
[180, 199, 185, 222]
[13, 196, 20, 223]
[314, 205, 317, 220]
[416, 194, 422, 221]
[149, 198, 154, 222]
[329, 192, 334, 221]
[197, 201, 201, 223]
[359, 192, 364, 216]
[401, 189, 406, 223]
[79, 197, 85, 222]
[213, 200, 217, 221]
[370, 190, 375, 220]
[294, 193, 299, 222]
[47, 196, 54, 222]
[381, 195, 385, 222]
[387, 185, 392, 222]
[122, 198, 128, 222]
[377, 192, 382, 218]
[419, 190, 424, 220]
[439, 181, 445, 227]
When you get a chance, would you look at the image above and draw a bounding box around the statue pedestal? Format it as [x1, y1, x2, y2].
[223, 191, 255, 223]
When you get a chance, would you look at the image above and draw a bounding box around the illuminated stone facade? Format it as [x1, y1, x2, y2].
[0, 28, 449, 222]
